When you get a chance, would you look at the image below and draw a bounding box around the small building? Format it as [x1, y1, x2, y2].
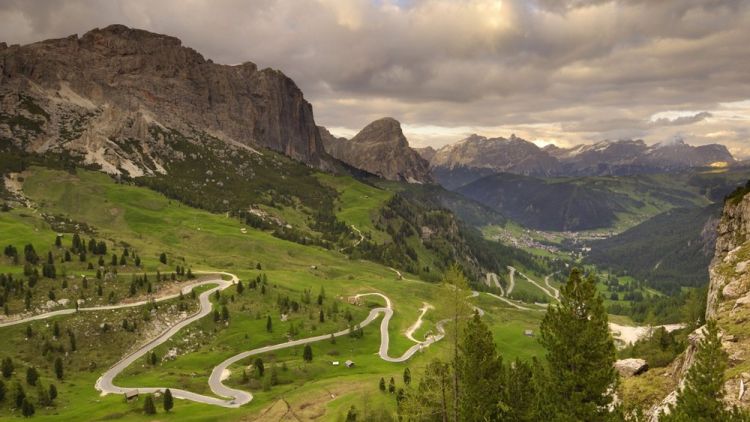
[345, 360, 355, 368]
[332, 361, 340, 366]
[124, 390, 139, 402]
[524, 329, 534, 337]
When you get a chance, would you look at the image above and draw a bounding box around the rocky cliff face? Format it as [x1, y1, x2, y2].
[0, 25, 331, 174]
[320, 118, 433, 183]
[650, 192, 750, 419]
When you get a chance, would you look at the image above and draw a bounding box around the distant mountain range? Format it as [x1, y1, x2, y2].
[422, 134, 736, 190]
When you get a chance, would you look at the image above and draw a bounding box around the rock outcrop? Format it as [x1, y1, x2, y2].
[320, 118, 432, 183]
[649, 192, 750, 419]
[615, 358, 649, 377]
[0, 25, 331, 174]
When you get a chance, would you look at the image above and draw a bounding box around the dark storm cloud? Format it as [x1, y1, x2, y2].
[1, 0, 748, 154]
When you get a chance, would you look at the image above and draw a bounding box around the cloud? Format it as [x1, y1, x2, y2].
[651, 111, 713, 126]
[0, 0, 749, 155]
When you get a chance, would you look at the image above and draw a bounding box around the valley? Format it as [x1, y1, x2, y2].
[1, 17, 749, 421]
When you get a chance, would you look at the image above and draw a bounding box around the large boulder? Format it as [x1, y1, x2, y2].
[615, 358, 649, 377]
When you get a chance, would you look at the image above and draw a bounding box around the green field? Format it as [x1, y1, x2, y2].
[0, 167, 553, 420]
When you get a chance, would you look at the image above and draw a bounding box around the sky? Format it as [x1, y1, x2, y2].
[1, 0, 749, 156]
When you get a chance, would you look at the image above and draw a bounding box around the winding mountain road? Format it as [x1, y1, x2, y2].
[0, 274, 228, 328]
[1, 270, 484, 408]
[506, 266, 516, 295]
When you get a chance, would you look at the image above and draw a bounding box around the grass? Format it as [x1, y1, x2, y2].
[0, 167, 556, 421]
[316, 173, 393, 243]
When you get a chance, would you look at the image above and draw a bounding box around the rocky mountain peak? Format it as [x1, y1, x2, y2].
[0, 25, 330, 173]
[350, 117, 408, 148]
[319, 118, 432, 183]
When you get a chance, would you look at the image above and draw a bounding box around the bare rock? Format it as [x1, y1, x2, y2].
[0, 24, 331, 171]
[319, 119, 432, 183]
[615, 358, 649, 377]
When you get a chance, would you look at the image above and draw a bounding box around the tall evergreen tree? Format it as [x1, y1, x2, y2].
[442, 265, 470, 422]
[303, 344, 313, 362]
[539, 268, 618, 421]
[163, 388, 174, 412]
[1, 357, 13, 378]
[21, 397, 34, 417]
[54, 357, 63, 380]
[25, 367, 38, 386]
[661, 319, 746, 421]
[254, 358, 264, 377]
[456, 311, 505, 421]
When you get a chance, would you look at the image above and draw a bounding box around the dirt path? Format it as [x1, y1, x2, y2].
[506, 266, 516, 295]
[351, 225, 365, 247]
[405, 302, 434, 343]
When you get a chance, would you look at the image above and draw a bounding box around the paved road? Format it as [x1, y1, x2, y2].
[2, 270, 480, 408]
[517, 269, 558, 301]
[207, 291, 450, 406]
[486, 272, 505, 296]
[95, 272, 237, 406]
[0, 275, 227, 328]
[544, 274, 560, 300]
[506, 266, 516, 295]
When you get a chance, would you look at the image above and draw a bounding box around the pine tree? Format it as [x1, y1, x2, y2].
[21, 397, 35, 417]
[379, 377, 386, 392]
[303, 344, 313, 362]
[221, 305, 230, 321]
[388, 377, 396, 393]
[266, 315, 272, 332]
[345, 405, 357, 422]
[661, 320, 741, 421]
[2, 357, 14, 378]
[37, 382, 51, 407]
[319, 309, 325, 323]
[25, 367, 38, 386]
[0, 379, 5, 402]
[163, 388, 174, 412]
[254, 358, 264, 377]
[54, 357, 63, 380]
[539, 269, 618, 421]
[13, 381, 25, 408]
[457, 311, 504, 421]
[143, 394, 156, 414]
[159, 252, 167, 264]
[48, 383, 57, 401]
[403, 367, 411, 386]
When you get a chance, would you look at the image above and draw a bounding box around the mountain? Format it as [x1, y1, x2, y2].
[456, 172, 645, 231]
[585, 204, 721, 294]
[428, 135, 736, 189]
[0, 24, 331, 174]
[430, 134, 559, 189]
[319, 118, 432, 183]
[414, 146, 437, 162]
[453, 170, 750, 232]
